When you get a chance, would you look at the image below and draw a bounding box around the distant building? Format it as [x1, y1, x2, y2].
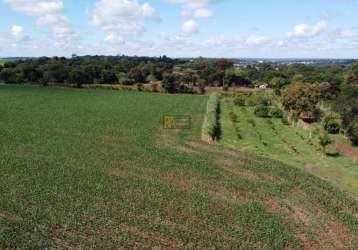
[255, 83, 269, 89]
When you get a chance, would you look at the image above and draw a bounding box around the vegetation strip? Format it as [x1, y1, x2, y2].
[202, 92, 221, 143]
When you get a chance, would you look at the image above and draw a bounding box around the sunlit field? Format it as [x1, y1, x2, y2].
[1, 85, 357, 249]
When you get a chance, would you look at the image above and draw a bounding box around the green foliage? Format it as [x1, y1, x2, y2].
[282, 82, 323, 121]
[292, 74, 304, 83]
[334, 84, 358, 145]
[233, 96, 246, 106]
[229, 111, 238, 123]
[254, 105, 271, 118]
[318, 130, 332, 148]
[99, 70, 117, 84]
[322, 115, 341, 134]
[68, 68, 89, 87]
[270, 107, 284, 118]
[347, 118, 358, 146]
[162, 74, 177, 93]
[246, 94, 270, 107]
[223, 83, 230, 91]
[270, 76, 288, 88]
[197, 79, 206, 94]
[202, 93, 221, 141]
[247, 118, 256, 127]
[281, 115, 290, 125]
[344, 63, 358, 85]
[324, 144, 340, 157]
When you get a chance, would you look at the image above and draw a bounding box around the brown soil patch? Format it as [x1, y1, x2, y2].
[222, 165, 259, 181]
[291, 204, 312, 226]
[205, 87, 258, 95]
[119, 224, 185, 249]
[187, 141, 249, 160]
[159, 173, 193, 192]
[208, 189, 249, 204]
[101, 135, 128, 146]
[108, 168, 133, 177]
[335, 140, 358, 161]
[155, 130, 197, 154]
[265, 191, 355, 250]
[296, 234, 319, 250]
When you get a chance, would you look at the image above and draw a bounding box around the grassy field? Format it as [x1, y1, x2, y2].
[1, 85, 358, 249]
[220, 93, 358, 196]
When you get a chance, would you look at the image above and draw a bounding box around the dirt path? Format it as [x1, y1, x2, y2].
[335, 140, 358, 161]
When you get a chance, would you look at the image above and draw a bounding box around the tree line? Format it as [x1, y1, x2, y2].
[0, 55, 357, 145]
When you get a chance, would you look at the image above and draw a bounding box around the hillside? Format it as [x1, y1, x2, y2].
[220, 92, 358, 196]
[0, 85, 358, 249]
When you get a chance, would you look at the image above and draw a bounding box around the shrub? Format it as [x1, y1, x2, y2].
[253, 95, 271, 106]
[322, 115, 341, 134]
[229, 111, 238, 123]
[347, 119, 358, 146]
[324, 144, 340, 157]
[254, 105, 271, 118]
[246, 94, 271, 107]
[223, 83, 230, 92]
[233, 96, 246, 106]
[247, 118, 256, 127]
[178, 85, 194, 94]
[281, 114, 290, 125]
[318, 130, 332, 148]
[202, 93, 221, 141]
[270, 107, 284, 118]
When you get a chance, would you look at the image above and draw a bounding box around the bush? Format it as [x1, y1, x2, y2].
[347, 119, 358, 146]
[247, 118, 256, 127]
[223, 83, 230, 91]
[318, 130, 331, 148]
[281, 114, 290, 125]
[254, 105, 271, 118]
[178, 85, 194, 94]
[253, 95, 270, 106]
[322, 115, 341, 134]
[229, 112, 238, 123]
[324, 144, 340, 157]
[233, 96, 246, 106]
[270, 107, 284, 118]
[246, 94, 271, 107]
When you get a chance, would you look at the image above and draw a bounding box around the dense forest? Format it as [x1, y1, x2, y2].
[0, 55, 357, 145]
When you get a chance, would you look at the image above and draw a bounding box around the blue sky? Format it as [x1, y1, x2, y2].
[1, 0, 358, 58]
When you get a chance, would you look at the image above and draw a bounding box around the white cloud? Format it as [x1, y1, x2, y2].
[287, 20, 327, 39]
[167, 0, 217, 17]
[104, 33, 125, 44]
[245, 35, 269, 46]
[3, 0, 76, 48]
[92, 0, 161, 43]
[3, 0, 64, 16]
[181, 20, 199, 35]
[194, 8, 214, 18]
[11, 25, 24, 37]
[166, 0, 217, 33]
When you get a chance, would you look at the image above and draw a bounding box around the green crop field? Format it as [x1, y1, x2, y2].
[1, 85, 358, 249]
[220, 93, 358, 196]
